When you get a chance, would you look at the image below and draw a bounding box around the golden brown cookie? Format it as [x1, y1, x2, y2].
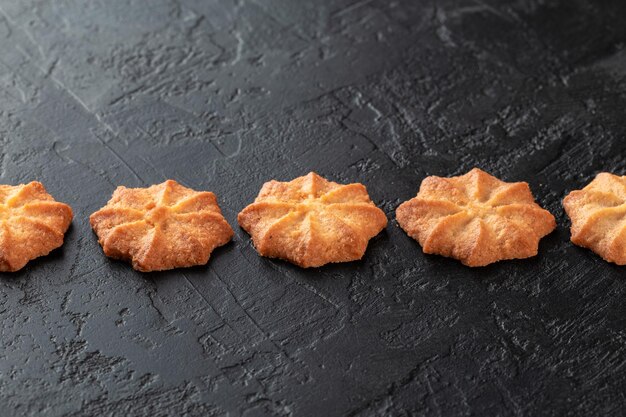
[0, 181, 73, 271]
[396, 168, 556, 267]
[238, 172, 388, 268]
[563, 172, 626, 264]
[90, 180, 233, 272]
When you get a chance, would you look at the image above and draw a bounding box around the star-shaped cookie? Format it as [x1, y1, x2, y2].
[563, 172, 626, 264]
[396, 168, 556, 267]
[90, 180, 233, 272]
[238, 172, 388, 268]
[0, 181, 73, 272]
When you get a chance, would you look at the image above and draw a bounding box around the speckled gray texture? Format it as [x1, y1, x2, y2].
[1, 0, 626, 416]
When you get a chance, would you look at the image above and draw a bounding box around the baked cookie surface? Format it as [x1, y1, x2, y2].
[90, 180, 233, 272]
[396, 168, 556, 267]
[0, 181, 73, 272]
[563, 172, 626, 264]
[238, 172, 387, 268]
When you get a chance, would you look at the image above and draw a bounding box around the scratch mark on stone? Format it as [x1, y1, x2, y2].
[264, 261, 341, 311]
[146, 284, 169, 324]
[232, 30, 244, 65]
[209, 266, 296, 363]
[51, 141, 117, 187]
[92, 131, 145, 184]
[180, 272, 243, 339]
[332, 0, 375, 18]
[471, 0, 521, 24]
[71, 263, 107, 281]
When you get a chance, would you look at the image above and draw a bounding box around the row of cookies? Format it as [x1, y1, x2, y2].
[0, 169, 620, 272]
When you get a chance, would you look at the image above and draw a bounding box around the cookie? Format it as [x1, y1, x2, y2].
[90, 180, 233, 272]
[563, 172, 626, 264]
[396, 168, 556, 267]
[238, 172, 387, 268]
[0, 181, 73, 271]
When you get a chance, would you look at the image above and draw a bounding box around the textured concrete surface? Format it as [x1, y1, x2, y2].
[1, 0, 626, 416]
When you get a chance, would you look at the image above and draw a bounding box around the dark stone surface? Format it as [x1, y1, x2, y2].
[1, 0, 626, 415]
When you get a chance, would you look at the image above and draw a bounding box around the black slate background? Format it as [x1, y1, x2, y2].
[1, 0, 626, 416]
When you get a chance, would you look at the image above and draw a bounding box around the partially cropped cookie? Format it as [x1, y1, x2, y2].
[563, 172, 626, 264]
[0, 181, 73, 271]
[396, 168, 556, 267]
[90, 180, 233, 272]
[238, 172, 387, 268]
